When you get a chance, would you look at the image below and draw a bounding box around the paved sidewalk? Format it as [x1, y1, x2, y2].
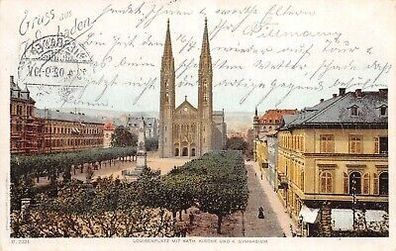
[246, 161, 297, 237]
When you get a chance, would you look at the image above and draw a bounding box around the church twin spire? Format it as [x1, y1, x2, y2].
[200, 17, 211, 59]
[163, 19, 173, 59]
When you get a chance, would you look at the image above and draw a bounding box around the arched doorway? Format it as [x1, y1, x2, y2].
[349, 171, 362, 195]
[182, 147, 188, 156]
[174, 148, 179, 157]
[379, 172, 388, 195]
[191, 148, 196, 157]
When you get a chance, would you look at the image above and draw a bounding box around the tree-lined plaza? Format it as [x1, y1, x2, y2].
[10, 150, 249, 237]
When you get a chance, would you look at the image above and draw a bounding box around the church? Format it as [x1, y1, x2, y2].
[158, 19, 227, 158]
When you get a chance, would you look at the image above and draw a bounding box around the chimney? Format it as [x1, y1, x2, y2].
[320, 99, 324, 103]
[10, 75, 14, 84]
[339, 88, 346, 96]
[379, 88, 388, 97]
[332, 94, 337, 98]
[355, 89, 362, 98]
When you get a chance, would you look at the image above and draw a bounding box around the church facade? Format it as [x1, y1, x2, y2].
[159, 19, 226, 158]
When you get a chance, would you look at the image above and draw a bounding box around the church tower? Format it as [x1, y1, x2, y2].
[198, 18, 213, 155]
[159, 19, 175, 158]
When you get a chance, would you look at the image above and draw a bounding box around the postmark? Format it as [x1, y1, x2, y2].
[17, 34, 93, 104]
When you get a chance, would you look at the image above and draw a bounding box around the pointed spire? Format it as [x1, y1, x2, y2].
[163, 18, 173, 57]
[201, 17, 210, 56]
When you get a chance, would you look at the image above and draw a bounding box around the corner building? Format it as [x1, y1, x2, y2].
[159, 19, 226, 158]
[277, 88, 388, 229]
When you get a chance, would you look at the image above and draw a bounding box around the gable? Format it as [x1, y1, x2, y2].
[174, 100, 198, 117]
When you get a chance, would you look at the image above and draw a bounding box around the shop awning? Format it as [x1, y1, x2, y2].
[331, 209, 387, 231]
[299, 205, 319, 224]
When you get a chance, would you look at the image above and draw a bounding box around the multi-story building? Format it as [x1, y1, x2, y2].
[35, 109, 104, 153]
[126, 116, 158, 139]
[10, 76, 44, 154]
[253, 108, 297, 138]
[277, 88, 388, 234]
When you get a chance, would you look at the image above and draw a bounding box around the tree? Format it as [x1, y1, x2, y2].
[145, 137, 159, 151]
[111, 126, 137, 147]
[11, 177, 176, 237]
[226, 137, 248, 154]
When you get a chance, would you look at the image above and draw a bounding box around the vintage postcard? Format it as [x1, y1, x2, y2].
[0, 0, 395, 250]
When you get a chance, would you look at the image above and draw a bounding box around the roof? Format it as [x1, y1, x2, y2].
[175, 100, 198, 113]
[126, 116, 157, 127]
[281, 89, 388, 130]
[212, 110, 224, 116]
[10, 76, 34, 103]
[259, 109, 297, 124]
[104, 122, 115, 130]
[35, 108, 104, 124]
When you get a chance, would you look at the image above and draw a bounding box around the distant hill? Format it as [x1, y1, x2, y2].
[51, 108, 252, 133]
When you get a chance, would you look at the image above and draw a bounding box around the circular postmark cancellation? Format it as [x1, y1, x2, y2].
[17, 34, 93, 104]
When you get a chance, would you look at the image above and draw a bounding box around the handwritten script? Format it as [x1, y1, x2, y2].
[15, 0, 392, 112]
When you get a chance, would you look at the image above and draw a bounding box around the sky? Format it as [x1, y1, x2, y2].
[2, 0, 395, 114]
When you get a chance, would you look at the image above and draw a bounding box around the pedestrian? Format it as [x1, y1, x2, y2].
[258, 206, 265, 219]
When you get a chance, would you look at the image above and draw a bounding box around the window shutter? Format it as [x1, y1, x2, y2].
[343, 172, 349, 194]
[373, 173, 379, 195]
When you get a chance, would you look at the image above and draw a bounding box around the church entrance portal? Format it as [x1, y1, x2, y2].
[175, 148, 179, 157]
[182, 147, 188, 156]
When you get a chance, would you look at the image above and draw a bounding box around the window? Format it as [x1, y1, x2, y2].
[320, 171, 333, 193]
[363, 173, 370, 194]
[380, 106, 387, 116]
[349, 135, 362, 153]
[349, 172, 362, 195]
[379, 137, 388, 154]
[301, 171, 305, 191]
[379, 172, 388, 195]
[320, 135, 334, 153]
[351, 106, 358, 116]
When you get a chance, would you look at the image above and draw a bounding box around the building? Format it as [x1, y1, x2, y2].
[253, 108, 297, 138]
[103, 122, 115, 148]
[254, 131, 278, 190]
[10, 76, 44, 155]
[126, 116, 158, 139]
[35, 109, 104, 153]
[158, 19, 226, 158]
[277, 88, 388, 235]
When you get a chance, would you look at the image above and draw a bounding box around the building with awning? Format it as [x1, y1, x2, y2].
[276, 88, 388, 236]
